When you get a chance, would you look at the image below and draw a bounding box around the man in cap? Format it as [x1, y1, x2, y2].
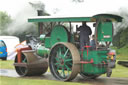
[78, 21, 92, 50]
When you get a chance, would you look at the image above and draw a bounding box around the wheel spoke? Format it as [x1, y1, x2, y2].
[55, 57, 60, 61]
[64, 49, 69, 58]
[55, 62, 60, 66]
[62, 66, 65, 77]
[56, 65, 61, 72]
[22, 58, 26, 63]
[59, 48, 62, 56]
[65, 65, 71, 76]
[65, 59, 72, 62]
[68, 62, 72, 66]
[65, 65, 71, 71]
[58, 47, 65, 59]
[63, 46, 66, 52]
[57, 52, 59, 57]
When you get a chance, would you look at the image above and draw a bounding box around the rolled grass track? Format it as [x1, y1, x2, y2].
[0, 59, 128, 85]
[0, 59, 128, 78]
[0, 76, 90, 85]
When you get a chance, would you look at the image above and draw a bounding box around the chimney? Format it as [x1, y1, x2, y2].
[37, 10, 43, 16]
[37, 10, 43, 36]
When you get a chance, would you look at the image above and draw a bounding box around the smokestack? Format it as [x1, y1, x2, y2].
[37, 10, 43, 16]
[37, 10, 43, 36]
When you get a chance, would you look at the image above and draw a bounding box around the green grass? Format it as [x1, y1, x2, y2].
[102, 61, 128, 78]
[0, 76, 90, 85]
[111, 46, 128, 60]
[111, 62, 128, 77]
[0, 60, 14, 69]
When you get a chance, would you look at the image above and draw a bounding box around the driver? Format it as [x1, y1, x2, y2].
[78, 21, 92, 50]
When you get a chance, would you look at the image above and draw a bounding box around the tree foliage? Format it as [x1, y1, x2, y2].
[0, 11, 12, 35]
[113, 27, 128, 48]
[0, 2, 50, 42]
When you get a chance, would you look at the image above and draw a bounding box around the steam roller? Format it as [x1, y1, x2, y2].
[14, 13, 123, 81]
[14, 46, 48, 76]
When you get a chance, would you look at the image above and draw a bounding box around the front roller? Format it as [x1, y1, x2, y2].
[49, 42, 80, 81]
[14, 49, 48, 76]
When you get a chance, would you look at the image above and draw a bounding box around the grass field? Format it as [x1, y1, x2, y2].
[111, 46, 128, 60]
[0, 60, 14, 69]
[102, 61, 128, 78]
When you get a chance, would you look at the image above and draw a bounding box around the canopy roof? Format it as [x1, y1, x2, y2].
[28, 14, 123, 22]
[93, 14, 123, 22]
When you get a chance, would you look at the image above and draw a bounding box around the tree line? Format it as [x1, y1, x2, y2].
[113, 27, 128, 48]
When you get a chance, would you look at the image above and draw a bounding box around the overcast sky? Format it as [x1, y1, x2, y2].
[0, 0, 128, 17]
[0, 0, 128, 36]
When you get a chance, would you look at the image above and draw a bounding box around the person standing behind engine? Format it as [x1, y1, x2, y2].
[77, 21, 92, 50]
[90, 35, 96, 50]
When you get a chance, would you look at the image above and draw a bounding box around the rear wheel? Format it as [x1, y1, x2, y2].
[49, 42, 80, 81]
[80, 73, 101, 79]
